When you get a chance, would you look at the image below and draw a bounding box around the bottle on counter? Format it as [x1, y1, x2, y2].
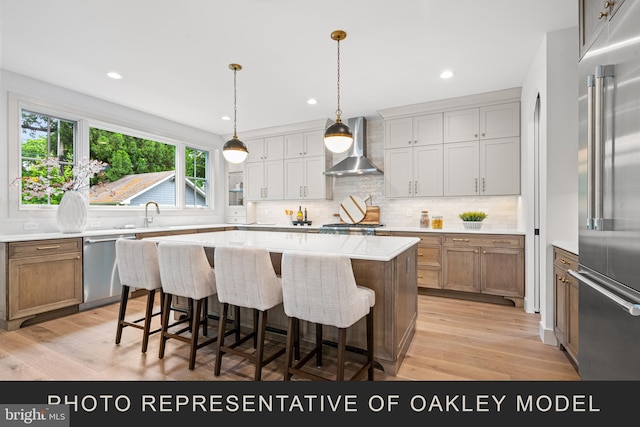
[419, 210, 430, 228]
[432, 215, 443, 229]
[304, 207, 308, 221]
[297, 206, 303, 222]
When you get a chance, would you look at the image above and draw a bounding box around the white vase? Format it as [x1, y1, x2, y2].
[56, 191, 88, 233]
[462, 221, 483, 229]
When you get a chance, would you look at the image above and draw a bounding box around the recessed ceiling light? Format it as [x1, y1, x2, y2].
[307, 98, 318, 105]
[440, 70, 454, 79]
[107, 71, 122, 80]
[221, 116, 231, 121]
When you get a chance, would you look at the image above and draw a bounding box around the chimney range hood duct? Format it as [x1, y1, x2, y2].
[323, 116, 383, 176]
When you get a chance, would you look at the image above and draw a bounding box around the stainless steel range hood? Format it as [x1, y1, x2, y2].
[323, 116, 383, 176]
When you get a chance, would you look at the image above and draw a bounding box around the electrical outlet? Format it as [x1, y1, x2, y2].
[23, 223, 39, 230]
[406, 209, 412, 217]
[89, 220, 101, 228]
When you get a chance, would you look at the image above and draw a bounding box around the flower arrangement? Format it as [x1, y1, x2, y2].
[13, 157, 109, 202]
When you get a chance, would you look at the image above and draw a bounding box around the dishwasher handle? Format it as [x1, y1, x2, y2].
[84, 235, 136, 244]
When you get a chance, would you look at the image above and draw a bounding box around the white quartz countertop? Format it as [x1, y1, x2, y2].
[0, 222, 524, 243]
[144, 230, 420, 262]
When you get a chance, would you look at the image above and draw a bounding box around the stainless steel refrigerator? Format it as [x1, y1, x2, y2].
[573, 0, 640, 380]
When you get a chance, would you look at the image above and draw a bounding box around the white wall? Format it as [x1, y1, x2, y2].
[0, 70, 227, 235]
[521, 27, 579, 344]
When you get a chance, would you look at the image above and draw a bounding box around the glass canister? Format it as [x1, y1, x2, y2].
[432, 215, 443, 229]
[419, 210, 430, 228]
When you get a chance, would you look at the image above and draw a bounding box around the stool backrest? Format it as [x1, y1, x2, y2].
[281, 251, 371, 329]
[157, 242, 216, 300]
[213, 246, 282, 311]
[115, 238, 161, 291]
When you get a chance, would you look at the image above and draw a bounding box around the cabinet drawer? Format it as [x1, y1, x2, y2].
[417, 245, 441, 267]
[417, 266, 441, 289]
[554, 247, 578, 271]
[8, 238, 82, 259]
[443, 234, 523, 248]
[391, 232, 441, 245]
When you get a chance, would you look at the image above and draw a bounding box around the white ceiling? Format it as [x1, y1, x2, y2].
[0, 0, 577, 136]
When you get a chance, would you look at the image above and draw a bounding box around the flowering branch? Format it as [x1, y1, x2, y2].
[13, 157, 109, 202]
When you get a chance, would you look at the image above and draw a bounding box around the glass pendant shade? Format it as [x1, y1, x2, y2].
[324, 120, 353, 153]
[222, 136, 248, 164]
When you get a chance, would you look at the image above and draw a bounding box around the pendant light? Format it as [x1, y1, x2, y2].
[324, 30, 353, 154]
[223, 63, 249, 164]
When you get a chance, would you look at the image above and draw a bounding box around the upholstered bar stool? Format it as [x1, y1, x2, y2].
[114, 238, 164, 353]
[157, 241, 217, 370]
[213, 245, 286, 380]
[281, 251, 376, 381]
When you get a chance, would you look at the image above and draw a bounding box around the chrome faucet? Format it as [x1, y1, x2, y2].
[144, 201, 160, 228]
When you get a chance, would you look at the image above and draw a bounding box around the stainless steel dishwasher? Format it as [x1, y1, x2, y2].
[81, 233, 136, 310]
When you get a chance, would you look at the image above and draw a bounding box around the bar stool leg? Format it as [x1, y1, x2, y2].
[214, 302, 229, 376]
[115, 284, 130, 345]
[188, 298, 203, 370]
[141, 289, 156, 353]
[336, 328, 347, 381]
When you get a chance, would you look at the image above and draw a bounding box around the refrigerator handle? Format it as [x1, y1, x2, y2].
[593, 64, 615, 231]
[568, 269, 640, 316]
[586, 74, 595, 230]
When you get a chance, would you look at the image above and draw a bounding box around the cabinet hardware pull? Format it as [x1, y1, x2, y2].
[414, 181, 418, 194]
[493, 240, 512, 244]
[559, 258, 569, 264]
[474, 250, 479, 253]
[76, 255, 81, 259]
[408, 181, 412, 195]
[604, 1, 613, 7]
[418, 252, 423, 256]
[474, 178, 478, 193]
[37, 245, 61, 250]
[598, 11, 608, 19]
[418, 274, 423, 279]
[482, 177, 485, 193]
[452, 238, 469, 242]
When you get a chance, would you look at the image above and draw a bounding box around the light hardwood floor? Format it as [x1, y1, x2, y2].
[0, 292, 580, 381]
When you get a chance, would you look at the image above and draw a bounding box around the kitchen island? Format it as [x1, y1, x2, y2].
[145, 230, 419, 376]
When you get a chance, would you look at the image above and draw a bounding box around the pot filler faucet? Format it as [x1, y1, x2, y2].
[144, 201, 160, 228]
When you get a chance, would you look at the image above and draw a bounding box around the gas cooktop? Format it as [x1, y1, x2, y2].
[321, 223, 384, 228]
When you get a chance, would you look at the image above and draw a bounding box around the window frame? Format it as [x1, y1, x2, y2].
[8, 92, 216, 219]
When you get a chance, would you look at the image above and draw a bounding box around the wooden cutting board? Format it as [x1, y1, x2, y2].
[336, 206, 380, 224]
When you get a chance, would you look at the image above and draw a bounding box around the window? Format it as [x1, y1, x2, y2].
[12, 97, 214, 214]
[19, 111, 77, 205]
[185, 147, 209, 207]
[89, 127, 177, 206]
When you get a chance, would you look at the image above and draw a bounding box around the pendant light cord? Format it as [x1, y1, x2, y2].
[233, 66, 238, 139]
[335, 37, 342, 120]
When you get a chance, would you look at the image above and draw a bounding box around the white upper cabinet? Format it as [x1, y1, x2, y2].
[385, 113, 443, 149]
[444, 102, 520, 143]
[284, 130, 326, 158]
[246, 136, 284, 163]
[385, 145, 443, 198]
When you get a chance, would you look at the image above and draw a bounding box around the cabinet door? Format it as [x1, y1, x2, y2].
[8, 252, 82, 319]
[413, 113, 443, 146]
[263, 135, 284, 160]
[283, 158, 304, 199]
[479, 102, 520, 139]
[245, 162, 265, 200]
[554, 267, 568, 346]
[566, 274, 579, 361]
[384, 147, 413, 198]
[443, 141, 479, 196]
[245, 138, 265, 162]
[480, 137, 520, 195]
[414, 145, 443, 197]
[303, 130, 326, 157]
[480, 247, 524, 297]
[263, 159, 284, 200]
[385, 117, 413, 149]
[284, 133, 305, 159]
[579, 0, 609, 59]
[442, 246, 480, 292]
[303, 156, 328, 199]
[443, 108, 480, 143]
